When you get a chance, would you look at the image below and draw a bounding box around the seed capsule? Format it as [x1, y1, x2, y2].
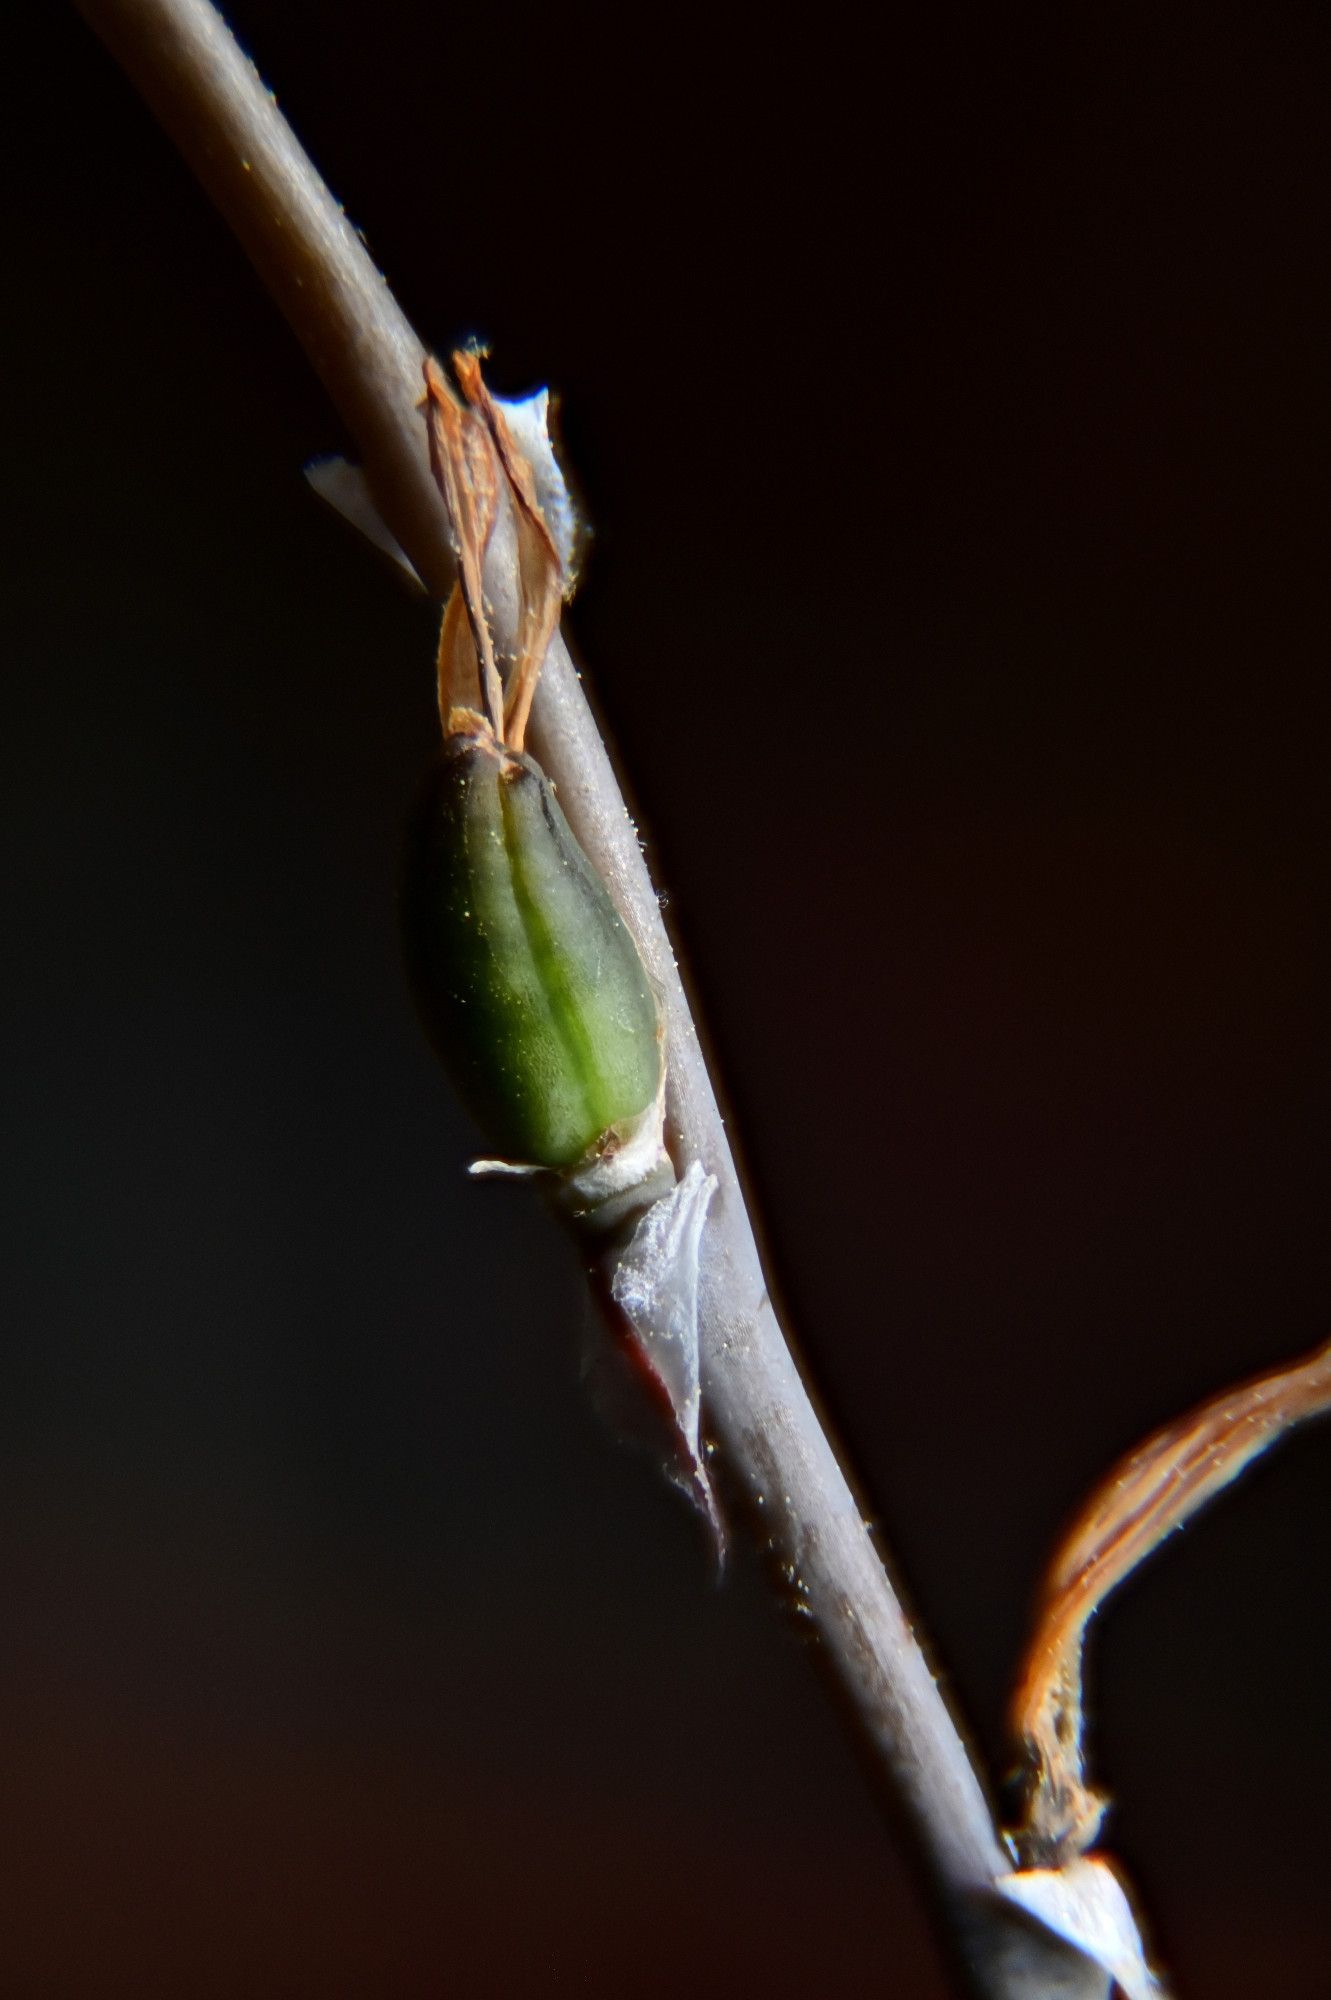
[402, 726, 662, 1171]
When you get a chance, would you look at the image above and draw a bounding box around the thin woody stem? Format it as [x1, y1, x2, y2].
[73, 0, 1061, 1987]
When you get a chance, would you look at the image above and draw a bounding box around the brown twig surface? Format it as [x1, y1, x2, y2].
[72, 2, 1135, 1990]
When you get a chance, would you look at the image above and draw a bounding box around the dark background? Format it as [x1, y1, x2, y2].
[7, 4, 1330, 1994]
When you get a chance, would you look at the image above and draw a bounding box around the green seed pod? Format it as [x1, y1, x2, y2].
[402, 726, 662, 1171]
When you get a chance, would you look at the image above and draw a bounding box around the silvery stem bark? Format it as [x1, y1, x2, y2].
[74, 2, 1121, 1990]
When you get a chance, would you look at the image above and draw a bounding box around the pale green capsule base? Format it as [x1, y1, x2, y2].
[402, 729, 664, 1172]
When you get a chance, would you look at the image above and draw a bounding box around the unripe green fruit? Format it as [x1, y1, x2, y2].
[402, 729, 662, 1170]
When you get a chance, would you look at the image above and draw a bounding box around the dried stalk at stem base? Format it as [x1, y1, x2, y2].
[1011, 1335, 1331, 1866]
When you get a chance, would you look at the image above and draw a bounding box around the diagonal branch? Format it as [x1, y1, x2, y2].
[72, 1, 1116, 1990]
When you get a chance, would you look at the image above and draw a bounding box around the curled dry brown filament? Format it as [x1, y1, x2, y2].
[422, 351, 566, 754]
[1010, 1335, 1331, 1867]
